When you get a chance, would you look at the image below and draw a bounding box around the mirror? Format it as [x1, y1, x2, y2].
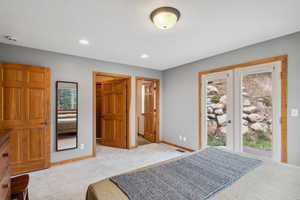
[56, 81, 78, 151]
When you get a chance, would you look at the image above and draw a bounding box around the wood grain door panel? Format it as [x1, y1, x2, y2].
[96, 84, 102, 139]
[0, 62, 50, 175]
[100, 79, 127, 148]
[143, 81, 156, 142]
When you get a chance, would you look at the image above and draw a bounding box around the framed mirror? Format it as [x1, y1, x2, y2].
[56, 81, 78, 151]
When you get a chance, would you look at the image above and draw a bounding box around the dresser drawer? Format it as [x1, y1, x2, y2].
[0, 141, 9, 179]
[0, 169, 10, 200]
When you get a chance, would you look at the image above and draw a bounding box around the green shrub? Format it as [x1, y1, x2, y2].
[243, 131, 272, 151]
[211, 94, 221, 104]
[208, 135, 226, 146]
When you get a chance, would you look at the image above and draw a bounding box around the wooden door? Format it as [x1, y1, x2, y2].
[100, 79, 127, 148]
[143, 81, 156, 142]
[0, 62, 50, 175]
[96, 84, 102, 141]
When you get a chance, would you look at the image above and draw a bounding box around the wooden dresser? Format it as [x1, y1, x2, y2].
[0, 132, 10, 200]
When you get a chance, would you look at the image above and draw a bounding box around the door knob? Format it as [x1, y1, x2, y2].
[227, 120, 232, 124]
[2, 152, 8, 158]
[40, 121, 48, 125]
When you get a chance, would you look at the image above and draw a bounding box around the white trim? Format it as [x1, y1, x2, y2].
[200, 61, 282, 161]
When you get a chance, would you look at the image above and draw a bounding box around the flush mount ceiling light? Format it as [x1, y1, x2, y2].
[150, 7, 180, 30]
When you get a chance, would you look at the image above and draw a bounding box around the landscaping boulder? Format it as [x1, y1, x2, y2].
[207, 114, 216, 119]
[207, 120, 218, 136]
[220, 95, 227, 105]
[250, 123, 268, 132]
[243, 98, 251, 106]
[243, 106, 257, 114]
[242, 113, 249, 120]
[219, 126, 226, 135]
[212, 103, 224, 110]
[247, 113, 263, 122]
[217, 114, 227, 126]
[207, 106, 214, 114]
[207, 85, 218, 95]
[214, 109, 224, 115]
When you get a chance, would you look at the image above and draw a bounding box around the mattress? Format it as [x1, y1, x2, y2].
[86, 150, 300, 200]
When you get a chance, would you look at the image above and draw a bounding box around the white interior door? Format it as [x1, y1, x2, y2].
[201, 70, 234, 150]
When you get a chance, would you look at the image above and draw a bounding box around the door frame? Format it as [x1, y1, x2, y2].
[135, 77, 160, 145]
[198, 55, 288, 162]
[92, 72, 131, 156]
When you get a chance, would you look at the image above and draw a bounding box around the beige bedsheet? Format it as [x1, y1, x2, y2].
[86, 152, 300, 200]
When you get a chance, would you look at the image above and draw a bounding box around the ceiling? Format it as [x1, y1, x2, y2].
[0, 0, 300, 70]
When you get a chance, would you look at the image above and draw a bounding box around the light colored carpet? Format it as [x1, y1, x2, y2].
[137, 135, 151, 146]
[29, 143, 188, 200]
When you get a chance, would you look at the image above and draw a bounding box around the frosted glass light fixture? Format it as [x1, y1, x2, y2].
[150, 7, 180, 30]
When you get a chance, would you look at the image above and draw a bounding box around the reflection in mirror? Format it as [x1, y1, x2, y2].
[56, 81, 78, 151]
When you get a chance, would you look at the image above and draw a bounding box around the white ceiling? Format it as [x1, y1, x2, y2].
[0, 0, 300, 70]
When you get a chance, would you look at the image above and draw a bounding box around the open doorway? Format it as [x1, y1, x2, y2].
[136, 77, 160, 146]
[93, 72, 131, 156]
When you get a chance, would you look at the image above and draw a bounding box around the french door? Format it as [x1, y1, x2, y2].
[201, 70, 234, 151]
[201, 61, 282, 161]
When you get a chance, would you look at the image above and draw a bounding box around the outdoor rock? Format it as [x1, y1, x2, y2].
[243, 106, 257, 114]
[207, 120, 218, 136]
[208, 114, 216, 119]
[217, 114, 227, 126]
[214, 109, 224, 115]
[220, 95, 227, 105]
[250, 123, 268, 132]
[243, 98, 251, 106]
[212, 103, 224, 110]
[247, 113, 263, 122]
[242, 114, 248, 120]
[207, 107, 214, 114]
[207, 85, 218, 95]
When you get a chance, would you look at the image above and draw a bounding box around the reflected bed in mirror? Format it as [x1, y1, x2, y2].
[56, 81, 78, 151]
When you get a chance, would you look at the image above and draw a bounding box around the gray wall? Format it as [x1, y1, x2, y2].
[162, 32, 300, 166]
[0, 43, 162, 162]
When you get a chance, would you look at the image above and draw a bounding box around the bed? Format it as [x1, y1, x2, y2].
[86, 148, 300, 200]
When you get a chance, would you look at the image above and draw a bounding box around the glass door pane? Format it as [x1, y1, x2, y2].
[202, 71, 233, 149]
[241, 72, 273, 158]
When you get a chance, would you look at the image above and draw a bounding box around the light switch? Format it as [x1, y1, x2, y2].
[291, 108, 299, 117]
[79, 144, 85, 150]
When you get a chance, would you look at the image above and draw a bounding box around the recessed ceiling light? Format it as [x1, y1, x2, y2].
[79, 39, 89, 45]
[141, 54, 149, 59]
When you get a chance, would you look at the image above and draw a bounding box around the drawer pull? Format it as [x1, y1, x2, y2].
[2, 152, 9, 157]
[2, 184, 8, 189]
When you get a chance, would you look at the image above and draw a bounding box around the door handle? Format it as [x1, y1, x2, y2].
[40, 121, 48, 125]
[2, 152, 9, 158]
[227, 120, 232, 124]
